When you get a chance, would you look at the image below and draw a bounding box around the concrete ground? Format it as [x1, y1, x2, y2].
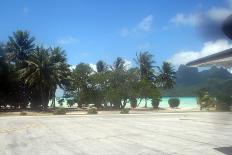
[0, 112, 231, 155]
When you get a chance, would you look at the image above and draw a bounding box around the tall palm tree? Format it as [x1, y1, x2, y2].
[96, 60, 108, 73]
[135, 51, 156, 81]
[134, 52, 157, 108]
[50, 47, 70, 108]
[6, 30, 35, 62]
[4, 31, 36, 108]
[106, 57, 128, 108]
[157, 62, 176, 89]
[112, 57, 126, 71]
[19, 46, 70, 109]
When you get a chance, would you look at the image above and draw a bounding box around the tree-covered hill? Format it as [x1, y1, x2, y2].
[163, 65, 232, 96]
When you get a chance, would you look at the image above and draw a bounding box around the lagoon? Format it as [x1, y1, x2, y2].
[129, 97, 198, 108]
[50, 97, 198, 108]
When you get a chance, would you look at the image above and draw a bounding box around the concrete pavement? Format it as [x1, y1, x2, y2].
[0, 112, 232, 155]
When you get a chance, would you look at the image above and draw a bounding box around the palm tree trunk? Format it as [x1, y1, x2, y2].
[40, 85, 45, 110]
[145, 99, 147, 108]
[52, 96, 56, 108]
[137, 99, 142, 107]
[122, 99, 128, 109]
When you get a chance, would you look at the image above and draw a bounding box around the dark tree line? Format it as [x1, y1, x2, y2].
[64, 52, 176, 109]
[0, 30, 176, 110]
[0, 30, 70, 110]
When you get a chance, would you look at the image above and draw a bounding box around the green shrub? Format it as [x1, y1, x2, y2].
[216, 95, 231, 111]
[198, 92, 215, 110]
[53, 108, 66, 115]
[87, 107, 98, 114]
[216, 102, 230, 111]
[20, 111, 27, 116]
[120, 108, 130, 114]
[168, 98, 180, 108]
[67, 99, 75, 107]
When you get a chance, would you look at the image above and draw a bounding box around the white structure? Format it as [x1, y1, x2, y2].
[186, 48, 232, 68]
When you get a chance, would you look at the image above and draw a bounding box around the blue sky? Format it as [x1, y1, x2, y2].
[1, 0, 232, 68]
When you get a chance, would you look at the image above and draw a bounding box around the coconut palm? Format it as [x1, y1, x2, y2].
[103, 57, 125, 108]
[96, 60, 108, 73]
[19, 46, 70, 109]
[112, 57, 125, 70]
[6, 30, 35, 62]
[157, 62, 176, 89]
[134, 51, 159, 107]
[135, 51, 156, 81]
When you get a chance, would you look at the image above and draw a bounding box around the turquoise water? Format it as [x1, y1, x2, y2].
[126, 97, 198, 108]
[50, 97, 198, 108]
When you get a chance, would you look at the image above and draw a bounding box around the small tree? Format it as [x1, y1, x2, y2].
[67, 99, 75, 107]
[58, 98, 64, 107]
[197, 91, 215, 110]
[215, 95, 231, 111]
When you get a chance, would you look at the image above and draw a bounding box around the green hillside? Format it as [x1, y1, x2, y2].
[163, 65, 232, 97]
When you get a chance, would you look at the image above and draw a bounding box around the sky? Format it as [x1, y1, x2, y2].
[1, 0, 232, 69]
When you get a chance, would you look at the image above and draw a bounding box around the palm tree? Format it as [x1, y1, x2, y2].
[50, 47, 70, 108]
[112, 57, 126, 71]
[134, 52, 157, 108]
[19, 46, 70, 109]
[6, 30, 35, 62]
[157, 62, 176, 89]
[135, 51, 156, 81]
[96, 60, 108, 73]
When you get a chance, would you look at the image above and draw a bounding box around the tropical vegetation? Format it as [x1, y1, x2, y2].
[0, 30, 231, 111]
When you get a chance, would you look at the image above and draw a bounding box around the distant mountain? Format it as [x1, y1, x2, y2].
[163, 65, 232, 96]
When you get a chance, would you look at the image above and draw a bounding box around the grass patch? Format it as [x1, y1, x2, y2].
[120, 108, 130, 114]
[20, 111, 27, 116]
[87, 107, 98, 114]
[53, 108, 66, 115]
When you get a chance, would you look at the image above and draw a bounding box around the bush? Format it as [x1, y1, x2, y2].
[120, 108, 130, 114]
[67, 99, 75, 107]
[216, 95, 231, 111]
[198, 92, 215, 110]
[53, 108, 66, 115]
[168, 98, 180, 108]
[20, 111, 27, 116]
[216, 102, 230, 111]
[87, 107, 98, 114]
[151, 99, 160, 109]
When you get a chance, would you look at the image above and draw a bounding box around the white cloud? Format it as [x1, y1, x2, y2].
[89, 63, 97, 72]
[229, 0, 232, 7]
[170, 0, 232, 27]
[120, 15, 153, 37]
[124, 59, 132, 69]
[57, 36, 79, 45]
[69, 65, 76, 70]
[168, 39, 232, 66]
[207, 7, 232, 22]
[170, 13, 199, 26]
[137, 15, 153, 31]
[69, 63, 97, 72]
